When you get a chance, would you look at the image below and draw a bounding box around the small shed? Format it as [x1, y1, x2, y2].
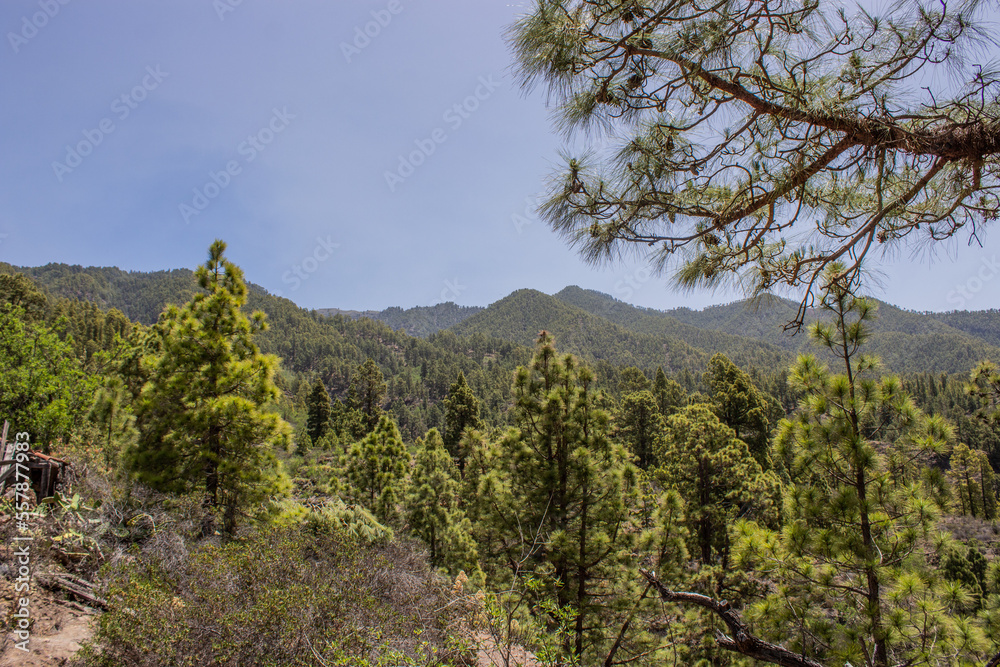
[0, 421, 69, 501]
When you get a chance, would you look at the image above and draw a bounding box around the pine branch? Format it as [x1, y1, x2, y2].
[639, 569, 827, 667]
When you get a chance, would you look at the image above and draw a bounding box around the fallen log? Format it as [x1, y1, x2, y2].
[36, 573, 107, 609]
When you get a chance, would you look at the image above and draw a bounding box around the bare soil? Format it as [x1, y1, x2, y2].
[0, 579, 96, 667]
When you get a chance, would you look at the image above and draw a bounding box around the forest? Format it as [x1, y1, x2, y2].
[7, 0, 1000, 665]
[3, 239, 1000, 667]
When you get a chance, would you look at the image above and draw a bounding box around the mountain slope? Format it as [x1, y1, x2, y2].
[450, 288, 785, 375]
[564, 287, 1000, 375]
[553, 286, 792, 370]
[316, 302, 483, 338]
[0, 262, 532, 439]
[933, 310, 1000, 349]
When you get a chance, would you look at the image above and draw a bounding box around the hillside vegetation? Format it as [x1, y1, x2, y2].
[3, 254, 1000, 667]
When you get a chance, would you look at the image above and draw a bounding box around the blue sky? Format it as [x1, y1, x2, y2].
[1, 0, 998, 314]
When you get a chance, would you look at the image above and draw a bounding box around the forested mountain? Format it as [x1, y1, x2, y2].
[552, 285, 791, 372]
[0, 261, 200, 324]
[555, 286, 1000, 375]
[935, 310, 1000, 349]
[10, 260, 997, 382]
[449, 288, 722, 376]
[317, 302, 483, 338]
[5, 252, 1000, 667]
[0, 261, 529, 441]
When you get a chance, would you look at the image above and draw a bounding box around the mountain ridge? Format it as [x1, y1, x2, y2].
[5, 260, 998, 377]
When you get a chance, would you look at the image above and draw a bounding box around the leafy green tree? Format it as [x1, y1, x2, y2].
[130, 240, 290, 535]
[481, 332, 637, 662]
[704, 353, 780, 466]
[349, 358, 386, 433]
[442, 371, 483, 468]
[0, 272, 47, 319]
[655, 403, 771, 567]
[510, 1, 1000, 319]
[0, 306, 89, 449]
[653, 366, 686, 416]
[344, 414, 409, 523]
[305, 379, 331, 444]
[405, 428, 479, 574]
[615, 390, 663, 469]
[731, 282, 982, 667]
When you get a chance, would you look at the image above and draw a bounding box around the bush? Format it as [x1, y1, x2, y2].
[79, 525, 471, 666]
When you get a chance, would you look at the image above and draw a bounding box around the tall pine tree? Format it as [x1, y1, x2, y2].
[305, 378, 331, 445]
[734, 279, 976, 667]
[131, 240, 290, 535]
[703, 353, 781, 466]
[481, 332, 637, 662]
[616, 390, 663, 470]
[344, 414, 409, 523]
[442, 371, 483, 469]
[653, 366, 687, 417]
[405, 428, 479, 575]
[349, 358, 386, 434]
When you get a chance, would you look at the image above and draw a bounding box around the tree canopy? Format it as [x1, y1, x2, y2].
[130, 240, 290, 535]
[510, 0, 1000, 321]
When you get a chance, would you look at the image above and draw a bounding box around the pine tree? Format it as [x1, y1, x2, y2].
[344, 414, 409, 523]
[305, 379, 331, 444]
[442, 371, 483, 468]
[949, 443, 997, 520]
[349, 358, 386, 433]
[481, 332, 637, 662]
[616, 390, 663, 469]
[703, 353, 780, 466]
[617, 366, 650, 393]
[733, 279, 979, 667]
[329, 397, 365, 445]
[131, 240, 290, 535]
[653, 366, 686, 416]
[510, 1, 1000, 318]
[406, 428, 479, 574]
[654, 403, 772, 567]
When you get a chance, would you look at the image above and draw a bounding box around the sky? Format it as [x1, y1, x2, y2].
[1, 0, 998, 314]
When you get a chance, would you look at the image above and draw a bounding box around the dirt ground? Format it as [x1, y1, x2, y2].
[0, 580, 96, 667]
[472, 631, 540, 667]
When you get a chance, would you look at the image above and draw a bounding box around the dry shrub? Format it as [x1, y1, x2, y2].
[78, 525, 474, 667]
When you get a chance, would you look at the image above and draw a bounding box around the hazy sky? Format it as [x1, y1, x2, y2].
[2, 1, 998, 313]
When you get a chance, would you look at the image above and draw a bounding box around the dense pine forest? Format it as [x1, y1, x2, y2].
[4, 245, 1000, 667]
